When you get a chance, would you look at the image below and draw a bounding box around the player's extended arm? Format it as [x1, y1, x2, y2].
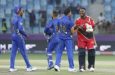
[71, 23, 85, 34]
[70, 20, 76, 34]
[71, 25, 78, 34]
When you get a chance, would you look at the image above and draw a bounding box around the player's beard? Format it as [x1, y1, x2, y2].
[81, 14, 86, 19]
[19, 12, 23, 17]
[20, 14, 23, 17]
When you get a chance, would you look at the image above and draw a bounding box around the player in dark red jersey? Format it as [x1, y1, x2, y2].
[72, 7, 96, 72]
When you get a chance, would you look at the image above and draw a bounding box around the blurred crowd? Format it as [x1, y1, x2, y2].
[96, 12, 112, 34]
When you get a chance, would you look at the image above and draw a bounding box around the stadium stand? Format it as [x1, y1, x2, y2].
[0, 0, 114, 34]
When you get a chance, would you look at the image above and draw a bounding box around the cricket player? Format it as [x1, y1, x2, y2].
[10, 6, 37, 72]
[72, 7, 96, 72]
[54, 8, 76, 72]
[44, 10, 60, 70]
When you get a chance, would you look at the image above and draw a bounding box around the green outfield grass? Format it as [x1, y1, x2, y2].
[0, 53, 115, 75]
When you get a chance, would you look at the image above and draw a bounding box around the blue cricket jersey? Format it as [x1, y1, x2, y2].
[59, 16, 74, 40]
[12, 14, 27, 37]
[44, 18, 60, 38]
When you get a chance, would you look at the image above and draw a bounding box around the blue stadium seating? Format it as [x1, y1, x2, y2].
[111, 0, 115, 8]
[74, 0, 81, 4]
[47, 5, 53, 15]
[40, 0, 47, 10]
[20, 0, 27, 6]
[0, 0, 114, 34]
[0, 0, 6, 6]
[0, 9, 5, 18]
[104, 5, 111, 12]
[61, 0, 67, 5]
[7, 0, 13, 3]
[13, 0, 20, 7]
[34, 0, 40, 12]
[81, 0, 88, 7]
[104, 0, 111, 4]
[112, 10, 115, 18]
[105, 11, 112, 22]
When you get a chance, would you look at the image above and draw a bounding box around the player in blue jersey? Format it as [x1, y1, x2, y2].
[10, 6, 37, 72]
[44, 10, 60, 70]
[54, 8, 76, 72]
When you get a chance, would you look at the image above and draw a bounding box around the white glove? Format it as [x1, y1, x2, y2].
[86, 23, 93, 32]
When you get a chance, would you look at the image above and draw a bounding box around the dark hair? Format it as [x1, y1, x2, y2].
[53, 10, 58, 17]
[80, 7, 86, 10]
[64, 7, 71, 15]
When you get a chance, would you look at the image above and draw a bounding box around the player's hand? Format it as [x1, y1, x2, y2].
[71, 25, 78, 34]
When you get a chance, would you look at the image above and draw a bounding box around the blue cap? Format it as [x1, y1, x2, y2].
[14, 6, 22, 14]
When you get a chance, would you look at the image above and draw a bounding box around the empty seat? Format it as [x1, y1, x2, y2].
[104, 5, 111, 12]
[0, 0, 6, 6]
[104, 0, 111, 4]
[81, 0, 88, 7]
[5, 7, 12, 15]
[105, 12, 112, 22]
[34, 0, 40, 12]
[111, 0, 115, 8]
[74, 0, 81, 5]
[61, 0, 67, 5]
[40, 0, 47, 8]
[47, 5, 53, 15]
[0, 9, 5, 18]
[13, 0, 20, 6]
[7, 0, 13, 3]
[5, 2, 13, 16]
[20, 0, 27, 6]
[112, 10, 115, 17]
[27, 3, 33, 12]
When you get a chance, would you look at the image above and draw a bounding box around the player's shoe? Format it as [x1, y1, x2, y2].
[68, 68, 77, 72]
[9, 68, 17, 72]
[79, 68, 85, 72]
[88, 67, 95, 72]
[26, 67, 38, 72]
[54, 65, 60, 72]
[47, 65, 54, 70]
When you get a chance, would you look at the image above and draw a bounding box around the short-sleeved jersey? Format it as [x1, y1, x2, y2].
[75, 16, 95, 40]
[12, 14, 27, 37]
[44, 18, 60, 37]
[59, 16, 74, 40]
